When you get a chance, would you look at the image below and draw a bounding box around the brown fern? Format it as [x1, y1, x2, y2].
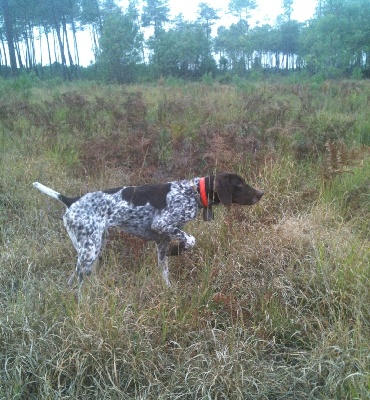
[323, 140, 359, 180]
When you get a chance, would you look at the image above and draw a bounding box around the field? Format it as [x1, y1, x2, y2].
[0, 77, 369, 399]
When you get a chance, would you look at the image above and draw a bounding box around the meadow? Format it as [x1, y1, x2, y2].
[0, 76, 369, 399]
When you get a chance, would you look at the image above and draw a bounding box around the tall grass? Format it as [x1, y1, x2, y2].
[0, 77, 369, 398]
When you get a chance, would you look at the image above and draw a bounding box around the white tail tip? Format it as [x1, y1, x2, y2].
[33, 182, 61, 202]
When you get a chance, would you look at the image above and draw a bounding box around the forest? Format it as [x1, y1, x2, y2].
[0, 0, 370, 82]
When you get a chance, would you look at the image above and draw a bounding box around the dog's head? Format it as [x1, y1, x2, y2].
[214, 172, 263, 206]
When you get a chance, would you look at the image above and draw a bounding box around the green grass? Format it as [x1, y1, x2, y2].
[0, 78, 369, 399]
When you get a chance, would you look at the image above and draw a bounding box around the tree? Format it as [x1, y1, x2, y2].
[1, 0, 17, 75]
[228, 0, 256, 22]
[142, 0, 170, 74]
[301, 0, 370, 76]
[146, 15, 215, 78]
[215, 20, 251, 75]
[80, 0, 103, 63]
[197, 3, 219, 43]
[98, 3, 143, 82]
[282, 0, 294, 20]
[32, 0, 82, 79]
[279, 19, 301, 70]
[142, 0, 169, 37]
[249, 24, 277, 70]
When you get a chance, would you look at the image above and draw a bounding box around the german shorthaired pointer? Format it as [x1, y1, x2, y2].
[33, 172, 263, 286]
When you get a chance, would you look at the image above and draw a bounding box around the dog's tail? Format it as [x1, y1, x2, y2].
[33, 182, 80, 208]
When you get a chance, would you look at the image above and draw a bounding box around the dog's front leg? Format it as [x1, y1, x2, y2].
[152, 218, 196, 252]
[156, 239, 171, 286]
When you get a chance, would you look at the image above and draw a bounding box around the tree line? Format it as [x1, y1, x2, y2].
[0, 0, 370, 81]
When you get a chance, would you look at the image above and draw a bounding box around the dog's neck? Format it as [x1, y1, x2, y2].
[193, 176, 220, 221]
[201, 176, 220, 206]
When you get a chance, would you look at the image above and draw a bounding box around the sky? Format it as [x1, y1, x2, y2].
[167, 0, 317, 26]
[79, 0, 317, 66]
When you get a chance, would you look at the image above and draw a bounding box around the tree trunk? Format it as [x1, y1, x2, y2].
[62, 15, 76, 78]
[53, 14, 70, 80]
[1, 0, 18, 76]
[15, 42, 24, 69]
[70, 18, 79, 66]
[0, 31, 9, 76]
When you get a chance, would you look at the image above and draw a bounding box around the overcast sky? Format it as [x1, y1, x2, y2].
[166, 0, 317, 25]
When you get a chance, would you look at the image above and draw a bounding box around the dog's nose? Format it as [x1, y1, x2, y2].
[253, 189, 264, 204]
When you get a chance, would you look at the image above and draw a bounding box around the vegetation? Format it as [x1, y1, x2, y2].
[0, 76, 369, 398]
[0, 0, 370, 81]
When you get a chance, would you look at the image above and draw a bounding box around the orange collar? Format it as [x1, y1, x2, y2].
[199, 177, 208, 207]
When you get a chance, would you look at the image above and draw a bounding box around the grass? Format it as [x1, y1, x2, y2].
[0, 77, 369, 399]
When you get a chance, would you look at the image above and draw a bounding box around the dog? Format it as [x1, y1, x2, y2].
[33, 172, 263, 286]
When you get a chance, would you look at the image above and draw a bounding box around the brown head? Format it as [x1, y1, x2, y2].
[213, 172, 264, 206]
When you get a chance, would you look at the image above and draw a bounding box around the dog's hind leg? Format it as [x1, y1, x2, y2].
[68, 244, 101, 286]
[66, 229, 104, 286]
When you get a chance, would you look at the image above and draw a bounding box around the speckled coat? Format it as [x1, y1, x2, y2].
[33, 173, 263, 286]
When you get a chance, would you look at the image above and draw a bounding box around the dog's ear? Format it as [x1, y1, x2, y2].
[214, 173, 232, 206]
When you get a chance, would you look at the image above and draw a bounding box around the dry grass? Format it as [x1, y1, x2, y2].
[0, 78, 369, 399]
